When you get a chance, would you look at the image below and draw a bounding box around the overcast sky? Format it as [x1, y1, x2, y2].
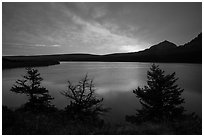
[3, 2, 202, 55]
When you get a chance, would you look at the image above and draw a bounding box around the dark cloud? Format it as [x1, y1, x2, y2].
[2, 2, 202, 55]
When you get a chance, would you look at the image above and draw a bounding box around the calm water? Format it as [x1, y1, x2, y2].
[2, 62, 202, 123]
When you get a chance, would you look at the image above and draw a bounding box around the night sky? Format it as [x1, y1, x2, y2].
[2, 2, 202, 55]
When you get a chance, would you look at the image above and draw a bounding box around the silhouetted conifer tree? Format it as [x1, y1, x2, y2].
[61, 74, 108, 119]
[126, 64, 184, 123]
[11, 68, 54, 111]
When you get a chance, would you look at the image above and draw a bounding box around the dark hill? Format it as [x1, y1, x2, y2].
[98, 33, 202, 63]
[2, 57, 60, 69]
[148, 40, 177, 52]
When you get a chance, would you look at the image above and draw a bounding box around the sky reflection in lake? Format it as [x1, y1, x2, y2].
[2, 62, 202, 123]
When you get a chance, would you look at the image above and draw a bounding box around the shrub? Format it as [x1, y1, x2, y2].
[61, 74, 109, 120]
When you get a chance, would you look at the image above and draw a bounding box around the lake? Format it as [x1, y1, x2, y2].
[2, 62, 202, 123]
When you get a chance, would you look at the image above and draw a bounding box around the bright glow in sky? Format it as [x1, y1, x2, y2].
[2, 2, 202, 55]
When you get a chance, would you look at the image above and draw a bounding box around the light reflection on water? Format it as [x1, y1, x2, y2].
[2, 62, 202, 123]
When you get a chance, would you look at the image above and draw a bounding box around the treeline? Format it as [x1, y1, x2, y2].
[2, 65, 202, 135]
[2, 57, 60, 69]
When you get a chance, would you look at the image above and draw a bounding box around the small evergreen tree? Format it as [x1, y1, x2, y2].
[126, 64, 184, 123]
[61, 75, 108, 119]
[11, 68, 54, 111]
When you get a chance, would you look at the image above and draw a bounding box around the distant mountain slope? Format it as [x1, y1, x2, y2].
[100, 33, 202, 63]
[174, 33, 202, 63]
[2, 33, 202, 69]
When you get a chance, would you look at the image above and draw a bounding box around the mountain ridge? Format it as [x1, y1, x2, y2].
[3, 33, 202, 69]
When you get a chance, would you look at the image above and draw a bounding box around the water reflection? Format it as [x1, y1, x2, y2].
[2, 62, 202, 122]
